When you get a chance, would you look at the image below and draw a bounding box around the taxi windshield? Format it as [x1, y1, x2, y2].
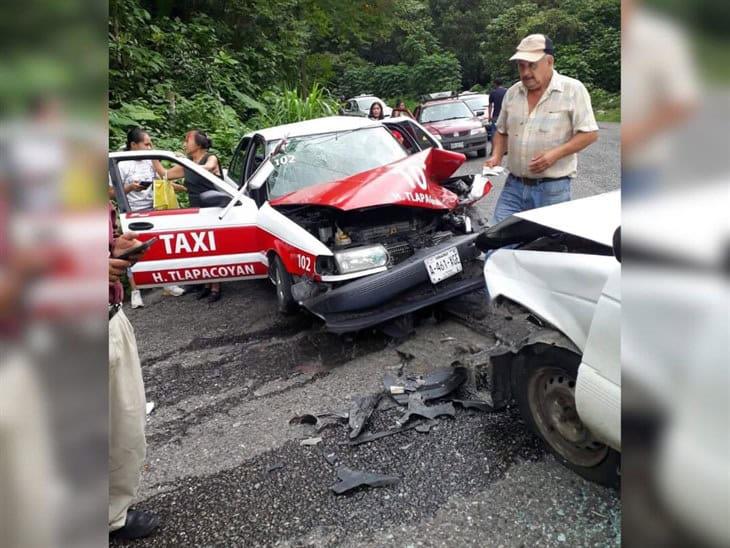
[266, 127, 407, 199]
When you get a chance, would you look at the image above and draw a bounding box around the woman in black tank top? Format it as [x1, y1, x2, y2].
[164, 129, 224, 302]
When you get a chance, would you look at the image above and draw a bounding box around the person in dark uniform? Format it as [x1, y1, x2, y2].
[165, 130, 224, 302]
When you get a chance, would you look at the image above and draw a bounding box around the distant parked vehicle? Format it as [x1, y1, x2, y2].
[341, 95, 393, 118]
[414, 96, 488, 157]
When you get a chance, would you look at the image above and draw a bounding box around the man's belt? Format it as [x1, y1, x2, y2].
[109, 303, 122, 321]
[510, 175, 570, 186]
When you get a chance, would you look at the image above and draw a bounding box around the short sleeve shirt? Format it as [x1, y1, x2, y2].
[489, 87, 507, 119]
[496, 71, 598, 179]
[117, 159, 155, 211]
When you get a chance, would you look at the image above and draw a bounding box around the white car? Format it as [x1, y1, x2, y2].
[340, 95, 393, 118]
[476, 191, 621, 486]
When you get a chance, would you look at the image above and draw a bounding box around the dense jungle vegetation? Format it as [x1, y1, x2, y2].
[110, 0, 620, 163]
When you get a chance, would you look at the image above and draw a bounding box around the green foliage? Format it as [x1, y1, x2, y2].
[335, 53, 461, 99]
[250, 84, 339, 128]
[110, 0, 620, 163]
[412, 52, 463, 94]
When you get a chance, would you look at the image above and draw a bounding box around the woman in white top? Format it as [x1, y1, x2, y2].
[114, 127, 187, 307]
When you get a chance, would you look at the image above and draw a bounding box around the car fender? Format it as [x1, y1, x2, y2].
[574, 263, 621, 450]
[256, 202, 332, 278]
[485, 249, 616, 352]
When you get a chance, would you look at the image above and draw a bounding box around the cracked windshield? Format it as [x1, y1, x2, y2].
[266, 127, 407, 198]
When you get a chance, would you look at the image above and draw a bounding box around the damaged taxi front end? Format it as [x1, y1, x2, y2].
[267, 146, 492, 333]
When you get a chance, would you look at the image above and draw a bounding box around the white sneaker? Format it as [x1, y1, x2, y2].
[162, 285, 185, 297]
[131, 290, 144, 308]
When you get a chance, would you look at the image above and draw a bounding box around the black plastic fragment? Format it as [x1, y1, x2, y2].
[289, 414, 318, 425]
[330, 466, 400, 495]
[453, 399, 494, 413]
[266, 463, 285, 473]
[398, 394, 456, 425]
[290, 411, 348, 432]
[384, 367, 468, 406]
[348, 393, 381, 439]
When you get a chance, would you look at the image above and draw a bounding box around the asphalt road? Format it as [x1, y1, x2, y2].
[115, 125, 620, 547]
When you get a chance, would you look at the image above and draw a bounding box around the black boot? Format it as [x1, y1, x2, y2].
[109, 510, 159, 540]
[197, 286, 212, 300]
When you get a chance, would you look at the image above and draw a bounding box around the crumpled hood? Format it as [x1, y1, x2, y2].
[269, 148, 465, 211]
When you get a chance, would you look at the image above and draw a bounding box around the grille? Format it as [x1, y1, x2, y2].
[430, 231, 454, 246]
[385, 241, 414, 265]
[353, 220, 412, 243]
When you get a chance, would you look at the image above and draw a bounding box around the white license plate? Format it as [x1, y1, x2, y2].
[450, 141, 465, 149]
[424, 247, 462, 284]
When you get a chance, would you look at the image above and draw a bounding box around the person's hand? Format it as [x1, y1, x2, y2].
[112, 231, 141, 258]
[109, 258, 131, 283]
[528, 149, 560, 173]
[483, 156, 501, 169]
[124, 182, 143, 193]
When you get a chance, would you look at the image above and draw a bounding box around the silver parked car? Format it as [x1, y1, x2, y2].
[341, 95, 393, 118]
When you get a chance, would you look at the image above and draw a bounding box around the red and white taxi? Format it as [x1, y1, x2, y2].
[109, 116, 492, 333]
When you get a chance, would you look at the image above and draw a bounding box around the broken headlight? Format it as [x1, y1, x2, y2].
[334, 245, 388, 274]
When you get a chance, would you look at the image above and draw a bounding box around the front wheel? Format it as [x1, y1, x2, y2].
[270, 255, 297, 315]
[513, 346, 620, 488]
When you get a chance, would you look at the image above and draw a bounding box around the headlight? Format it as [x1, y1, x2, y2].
[470, 127, 486, 136]
[334, 245, 389, 274]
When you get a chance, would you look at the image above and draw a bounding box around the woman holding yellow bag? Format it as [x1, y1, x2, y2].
[164, 129, 224, 302]
[115, 127, 187, 307]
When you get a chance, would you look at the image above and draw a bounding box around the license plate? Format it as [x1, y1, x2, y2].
[450, 141, 464, 149]
[424, 247, 462, 284]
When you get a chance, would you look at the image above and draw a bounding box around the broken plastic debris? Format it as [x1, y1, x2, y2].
[348, 393, 381, 439]
[289, 414, 317, 425]
[415, 422, 434, 433]
[384, 367, 468, 406]
[330, 466, 400, 495]
[389, 385, 405, 395]
[300, 437, 322, 446]
[145, 401, 155, 415]
[289, 412, 347, 432]
[323, 452, 338, 466]
[397, 394, 456, 426]
[266, 463, 285, 473]
[453, 399, 494, 413]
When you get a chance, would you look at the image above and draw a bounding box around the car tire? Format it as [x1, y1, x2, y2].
[476, 147, 487, 158]
[513, 346, 620, 488]
[270, 255, 297, 315]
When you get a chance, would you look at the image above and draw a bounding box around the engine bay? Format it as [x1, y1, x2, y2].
[276, 204, 477, 269]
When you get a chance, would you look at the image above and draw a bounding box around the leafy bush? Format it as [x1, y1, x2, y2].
[411, 52, 462, 95]
[372, 64, 412, 99]
[248, 83, 339, 129]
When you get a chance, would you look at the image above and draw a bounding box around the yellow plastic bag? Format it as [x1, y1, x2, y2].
[153, 179, 179, 210]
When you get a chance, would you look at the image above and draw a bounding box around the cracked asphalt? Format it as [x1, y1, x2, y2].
[114, 128, 620, 547]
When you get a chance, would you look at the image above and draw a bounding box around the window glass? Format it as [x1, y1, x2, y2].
[266, 127, 407, 199]
[419, 101, 474, 123]
[228, 137, 250, 186]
